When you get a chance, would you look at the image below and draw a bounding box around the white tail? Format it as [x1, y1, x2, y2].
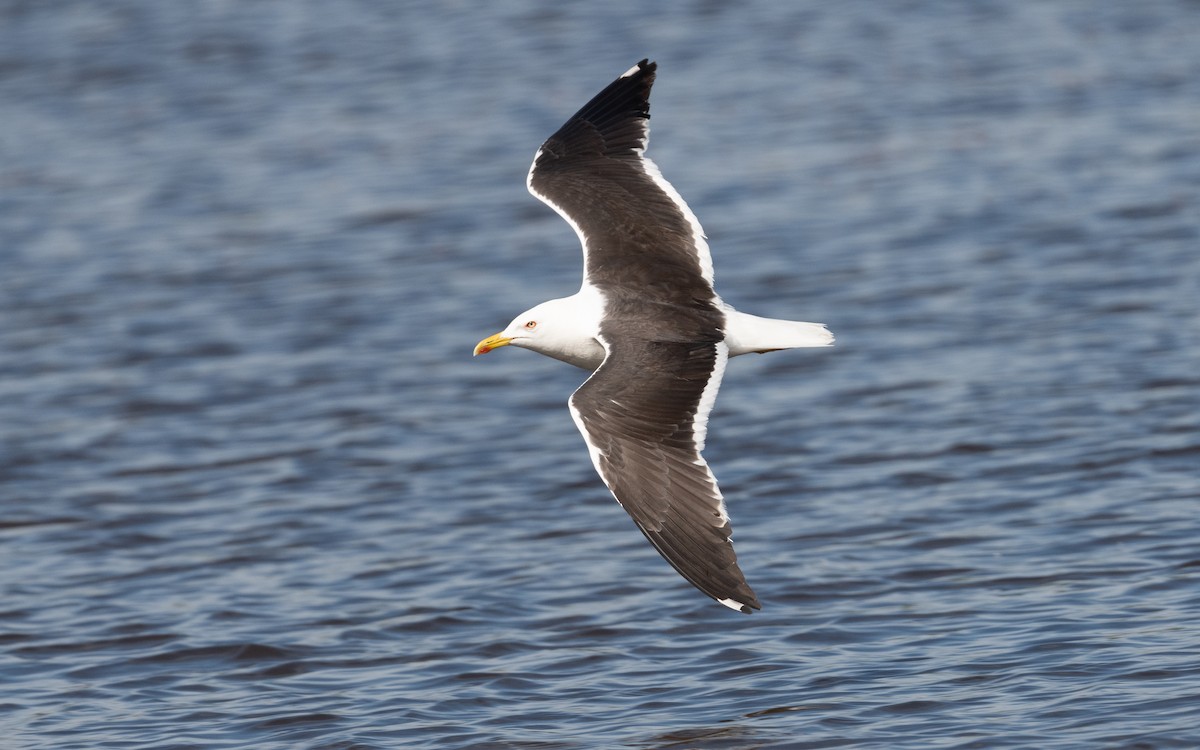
[723, 308, 834, 357]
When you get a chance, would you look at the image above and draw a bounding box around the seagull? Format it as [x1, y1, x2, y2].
[474, 60, 833, 613]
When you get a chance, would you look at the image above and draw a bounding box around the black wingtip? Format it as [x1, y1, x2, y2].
[736, 598, 761, 615]
[624, 59, 656, 87]
[540, 59, 659, 156]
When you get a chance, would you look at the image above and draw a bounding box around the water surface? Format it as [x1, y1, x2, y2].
[2, 2, 1199, 748]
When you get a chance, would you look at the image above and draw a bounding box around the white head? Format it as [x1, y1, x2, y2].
[473, 294, 605, 370]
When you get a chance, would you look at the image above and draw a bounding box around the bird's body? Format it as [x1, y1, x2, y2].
[501, 291, 833, 371]
[474, 60, 833, 613]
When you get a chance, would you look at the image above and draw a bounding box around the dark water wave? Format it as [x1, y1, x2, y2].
[2, 1, 1199, 748]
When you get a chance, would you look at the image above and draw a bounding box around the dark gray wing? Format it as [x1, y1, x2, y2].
[527, 59, 716, 294]
[568, 330, 760, 613]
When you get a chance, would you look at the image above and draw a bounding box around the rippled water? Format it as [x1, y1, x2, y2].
[3, 2, 1199, 748]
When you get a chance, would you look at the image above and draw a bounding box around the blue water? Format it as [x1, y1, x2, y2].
[3, 2, 1199, 748]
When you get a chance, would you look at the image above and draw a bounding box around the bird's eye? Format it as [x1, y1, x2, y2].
[524, 320, 537, 329]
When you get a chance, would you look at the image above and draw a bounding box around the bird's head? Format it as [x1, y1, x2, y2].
[473, 300, 563, 357]
[474, 295, 605, 370]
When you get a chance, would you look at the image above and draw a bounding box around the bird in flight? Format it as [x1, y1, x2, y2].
[474, 60, 833, 613]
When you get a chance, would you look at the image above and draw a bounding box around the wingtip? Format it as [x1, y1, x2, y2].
[621, 58, 656, 78]
[718, 596, 761, 614]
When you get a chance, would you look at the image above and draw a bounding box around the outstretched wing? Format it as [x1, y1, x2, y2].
[569, 333, 760, 613]
[526, 59, 716, 292]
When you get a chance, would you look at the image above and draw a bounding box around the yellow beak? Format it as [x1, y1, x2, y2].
[473, 332, 513, 356]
